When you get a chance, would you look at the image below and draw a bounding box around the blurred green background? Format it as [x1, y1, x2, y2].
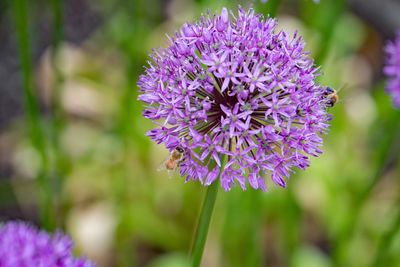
[1, 0, 400, 266]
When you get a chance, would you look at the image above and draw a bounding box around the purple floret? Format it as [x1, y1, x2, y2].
[384, 31, 400, 108]
[138, 6, 331, 191]
[0, 221, 96, 267]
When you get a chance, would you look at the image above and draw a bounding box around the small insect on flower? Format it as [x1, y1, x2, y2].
[158, 147, 186, 172]
[323, 87, 339, 108]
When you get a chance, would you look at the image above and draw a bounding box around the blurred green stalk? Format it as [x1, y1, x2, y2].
[334, 113, 400, 265]
[314, 0, 345, 65]
[11, 0, 55, 230]
[50, 0, 69, 228]
[190, 162, 225, 267]
[255, 0, 281, 18]
[371, 195, 400, 267]
[111, 0, 154, 265]
[300, 0, 345, 66]
[265, 0, 281, 18]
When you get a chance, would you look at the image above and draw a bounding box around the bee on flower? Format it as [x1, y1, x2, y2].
[158, 146, 186, 172]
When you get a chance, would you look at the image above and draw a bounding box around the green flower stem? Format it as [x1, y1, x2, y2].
[190, 163, 225, 267]
[12, 0, 54, 230]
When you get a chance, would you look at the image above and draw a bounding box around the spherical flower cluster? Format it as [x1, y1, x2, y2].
[0, 221, 95, 267]
[138, 7, 331, 191]
[384, 31, 400, 108]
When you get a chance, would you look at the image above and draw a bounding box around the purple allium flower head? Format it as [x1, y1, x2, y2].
[138, 7, 331, 191]
[384, 31, 400, 108]
[0, 221, 96, 267]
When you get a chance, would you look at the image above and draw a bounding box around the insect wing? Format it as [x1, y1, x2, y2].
[157, 158, 168, 172]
